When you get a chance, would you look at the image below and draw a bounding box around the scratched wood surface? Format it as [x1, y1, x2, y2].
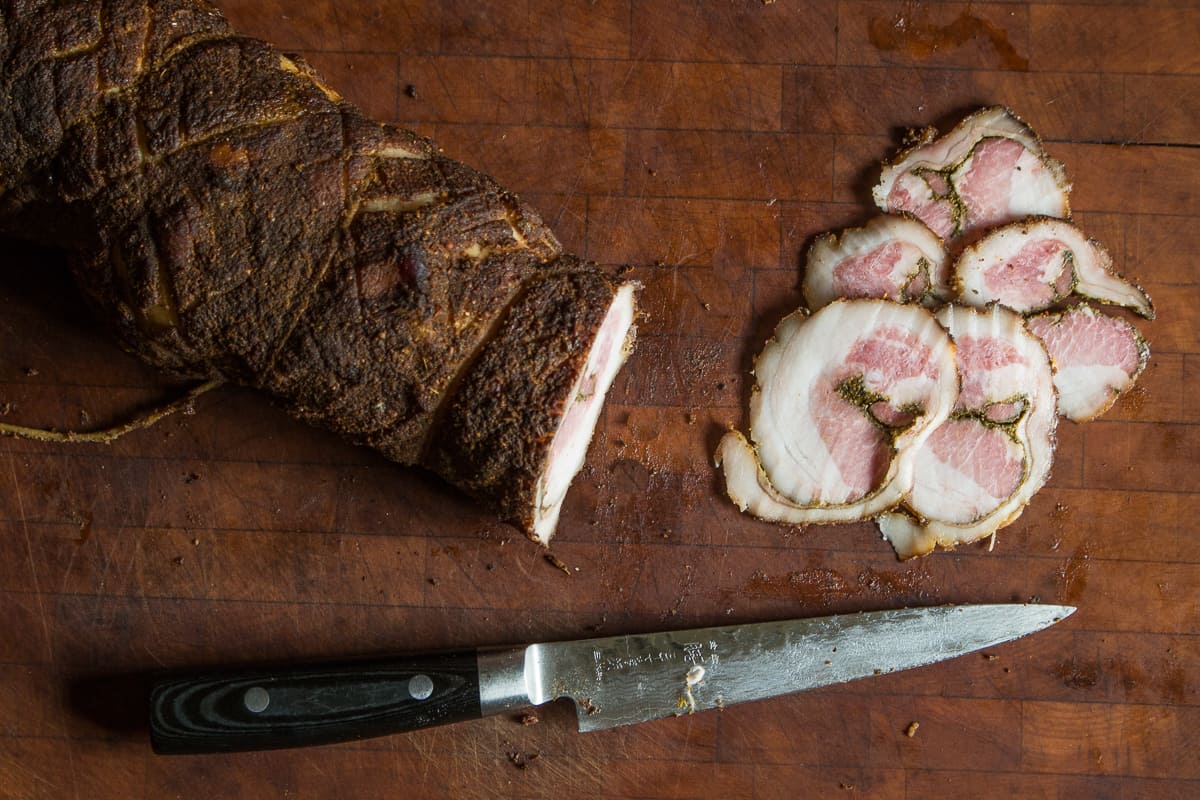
[2, 1, 1198, 797]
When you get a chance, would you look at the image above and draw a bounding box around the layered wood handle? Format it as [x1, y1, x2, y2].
[149, 651, 481, 754]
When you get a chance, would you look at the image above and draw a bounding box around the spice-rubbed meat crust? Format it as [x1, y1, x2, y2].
[0, 0, 637, 540]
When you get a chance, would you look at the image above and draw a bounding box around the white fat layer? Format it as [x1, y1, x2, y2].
[905, 426, 1025, 523]
[360, 192, 439, 214]
[531, 284, 637, 544]
[717, 430, 914, 525]
[1054, 364, 1135, 422]
[877, 512, 936, 559]
[717, 299, 958, 525]
[1005, 147, 1071, 219]
[803, 215, 949, 310]
[880, 304, 1057, 559]
[1072, 255, 1155, 320]
[375, 146, 427, 160]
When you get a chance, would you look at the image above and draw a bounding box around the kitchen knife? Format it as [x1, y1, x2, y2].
[149, 603, 1072, 754]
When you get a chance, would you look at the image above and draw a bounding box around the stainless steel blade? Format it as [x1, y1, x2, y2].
[519, 604, 1072, 732]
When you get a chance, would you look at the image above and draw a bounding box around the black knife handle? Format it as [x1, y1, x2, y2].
[149, 650, 481, 754]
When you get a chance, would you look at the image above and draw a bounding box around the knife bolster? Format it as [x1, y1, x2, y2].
[477, 646, 535, 716]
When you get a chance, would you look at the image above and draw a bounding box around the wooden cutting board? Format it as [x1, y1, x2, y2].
[2, 1, 1197, 797]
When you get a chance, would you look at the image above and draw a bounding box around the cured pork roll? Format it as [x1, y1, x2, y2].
[878, 305, 1057, 558]
[873, 106, 1071, 241]
[802, 215, 950, 311]
[716, 299, 958, 525]
[0, 0, 637, 541]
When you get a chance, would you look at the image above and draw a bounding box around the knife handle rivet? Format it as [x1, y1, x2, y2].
[243, 686, 270, 713]
[408, 674, 434, 700]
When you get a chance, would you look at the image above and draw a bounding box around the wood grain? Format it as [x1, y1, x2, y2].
[2, 1, 1198, 797]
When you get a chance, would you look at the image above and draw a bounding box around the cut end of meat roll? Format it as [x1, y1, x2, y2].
[424, 271, 638, 544]
[531, 281, 638, 542]
[873, 106, 1071, 241]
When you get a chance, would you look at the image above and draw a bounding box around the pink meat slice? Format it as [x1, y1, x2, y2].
[955, 218, 1155, 318]
[915, 419, 1026, 520]
[873, 106, 1071, 240]
[885, 171, 958, 240]
[836, 241, 911, 300]
[878, 304, 1058, 558]
[803, 215, 950, 310]
[1026, 304, 1150, 422]
[808, 376, 893, 500]
[955, 138, 1027, 232]
[717, 299, 958, 526]
[976, 237, 1074, 312]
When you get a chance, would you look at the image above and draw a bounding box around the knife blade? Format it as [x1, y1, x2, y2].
[149, 603, 1073, 754]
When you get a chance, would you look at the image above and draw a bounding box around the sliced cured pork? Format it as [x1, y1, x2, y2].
[802, 215, 950, 310]
[878, 305, 1057, 559]
[717, 106, 1157, 559]
[716, 299, 958, 525]
[955, 218, 1155, 318]
[1027, 304, 1149, 422]
[873, 106, 1071, 240]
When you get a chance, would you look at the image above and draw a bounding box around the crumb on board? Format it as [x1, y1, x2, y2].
[518, 712, 539, 726]
[506, 750, 540, 770]
[905, 721, 920, 738]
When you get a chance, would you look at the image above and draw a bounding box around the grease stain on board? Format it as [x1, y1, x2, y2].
[1053, 658, 1100, 690]
[1049, 653, 1193, 705]
[1111, 654, 1192, 705]
[856, 565, 930, 597]
[1056, 542, 1091, 603]
[869, 10, 1029, 70]
[743, 567, 852, 605]
[1118, 384, 1150, 418]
